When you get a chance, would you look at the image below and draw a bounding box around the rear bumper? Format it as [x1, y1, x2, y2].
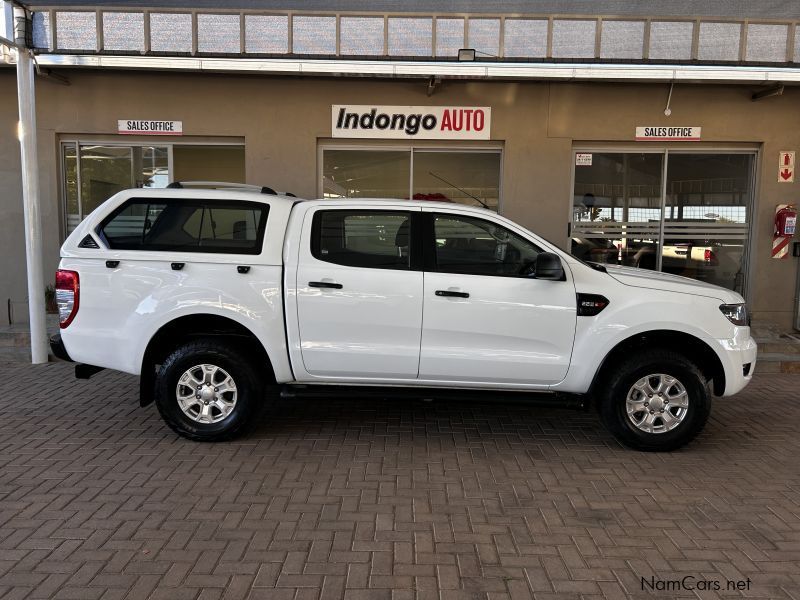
[49, 333, 73, 362]
[715, 334, 757, 396]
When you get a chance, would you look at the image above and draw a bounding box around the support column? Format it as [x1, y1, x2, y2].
[15, 32, 48, 363]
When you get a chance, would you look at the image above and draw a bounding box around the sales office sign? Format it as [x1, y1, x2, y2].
[635, 126, 701, 141]
[332, 105, 491, 140]
[118, 120, 183, 135]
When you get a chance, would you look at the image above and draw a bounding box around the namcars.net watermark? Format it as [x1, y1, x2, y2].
[642, 575, 752, 592]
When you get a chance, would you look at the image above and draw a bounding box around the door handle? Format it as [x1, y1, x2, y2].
[435, 290, 469, 298]
[105, 260, 119, 269]
[171, 262, 185, 271]
[309, 281, 343, 289]
[237, 265, 251, 274]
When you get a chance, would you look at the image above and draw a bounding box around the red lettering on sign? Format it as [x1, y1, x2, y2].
[474, 109, 484, 131]
[441, 110, 452, 131]
[462, 109, 473, 131]
[451, 110, 463, 131]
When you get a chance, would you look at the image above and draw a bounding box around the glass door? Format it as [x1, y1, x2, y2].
[571, 152, 664, 270]
[664, 154, 753, 293]
[571, 149, 755, 294]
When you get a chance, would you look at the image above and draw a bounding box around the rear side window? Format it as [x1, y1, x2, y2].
[311, 210, 412, 270]
[98, 199, 269, 254]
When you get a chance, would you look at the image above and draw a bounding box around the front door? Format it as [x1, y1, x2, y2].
[295, 207, 423, 379]
[419, 211, 577, 386]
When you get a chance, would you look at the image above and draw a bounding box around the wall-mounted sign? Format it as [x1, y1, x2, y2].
[779, 151, 795, 183]
[575, 153, 593, 166]
[635, 126, 701, 141]
[332, 105, 491, 140]
[117, 120, 183, 135]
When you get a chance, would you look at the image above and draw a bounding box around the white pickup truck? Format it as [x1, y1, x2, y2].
[50, 183, 757, 451]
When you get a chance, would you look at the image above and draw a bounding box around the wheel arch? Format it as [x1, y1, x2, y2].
[590, 329, 726, 397]
[139, 314, 275, 407]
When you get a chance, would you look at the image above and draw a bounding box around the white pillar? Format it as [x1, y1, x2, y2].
[15, 42, 49, 364]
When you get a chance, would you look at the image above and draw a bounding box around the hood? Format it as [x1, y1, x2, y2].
[601, 264, 745, 303]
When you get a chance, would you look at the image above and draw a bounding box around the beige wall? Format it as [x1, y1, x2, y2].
[0, 73, 24, 326]
[173, 145, 246, 183]
[1, 69, 799, 328]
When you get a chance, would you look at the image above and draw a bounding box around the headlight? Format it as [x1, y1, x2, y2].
[719, 304, 749, 326]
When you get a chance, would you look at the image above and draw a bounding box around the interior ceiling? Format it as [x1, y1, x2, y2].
[21, 0, 800, 19]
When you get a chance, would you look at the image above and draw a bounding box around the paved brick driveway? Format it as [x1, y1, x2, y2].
[0, 362, 799, 600]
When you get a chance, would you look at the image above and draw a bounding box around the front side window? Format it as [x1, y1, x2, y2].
[99, 199, 268, 254]
[432, 213, 541, 276]
[312, 210, 412, 269]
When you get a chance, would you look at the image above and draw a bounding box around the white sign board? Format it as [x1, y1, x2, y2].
[635, 126, 701, 141]
[118, 120, 183, 135]
[779, 150, 795, 182]
[332, 105, 491, 140]
[575, 153, 593, 166]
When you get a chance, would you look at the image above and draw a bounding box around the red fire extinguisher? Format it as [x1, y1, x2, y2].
[775, 204, 797, 237]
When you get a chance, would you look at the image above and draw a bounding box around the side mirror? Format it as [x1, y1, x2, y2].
[532, 252, 565, 281]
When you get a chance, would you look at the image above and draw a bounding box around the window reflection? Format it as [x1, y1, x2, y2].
[571, 151, 754, 293]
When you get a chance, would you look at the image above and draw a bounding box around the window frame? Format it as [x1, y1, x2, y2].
[97, 197, 270, 255]
[317, 143, 504, 212]
[310, 209, 423, 271]
[422, 211, 544, 278]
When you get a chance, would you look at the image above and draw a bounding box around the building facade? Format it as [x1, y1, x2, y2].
[2, 0, 800, 329]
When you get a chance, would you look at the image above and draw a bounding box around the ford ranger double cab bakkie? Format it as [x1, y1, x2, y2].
[50, 182, 757, 451]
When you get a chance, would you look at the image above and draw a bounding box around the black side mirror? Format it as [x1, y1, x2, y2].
[532, 252, 565, 281]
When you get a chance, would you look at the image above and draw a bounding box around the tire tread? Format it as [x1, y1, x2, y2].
[597, 349, 711, 452]
[155, 340, 267, 442]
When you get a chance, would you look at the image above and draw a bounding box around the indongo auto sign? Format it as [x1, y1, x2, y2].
[332, 105, 491, 140]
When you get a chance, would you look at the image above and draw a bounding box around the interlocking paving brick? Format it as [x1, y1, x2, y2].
[1, 362, 799, 599]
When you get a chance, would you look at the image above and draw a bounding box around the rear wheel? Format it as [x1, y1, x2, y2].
[154, 340, 266, 441]
[597, 350, 711, 451]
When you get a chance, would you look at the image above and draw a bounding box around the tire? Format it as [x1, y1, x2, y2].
[154, 340, 267, 442]
[597, 350, 711, 452]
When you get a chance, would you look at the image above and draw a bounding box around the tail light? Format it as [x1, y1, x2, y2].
[55, 270, 80, 329]
[704, 249, 719, 265]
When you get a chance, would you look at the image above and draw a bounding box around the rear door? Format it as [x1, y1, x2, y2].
[294, 206, 423, 379]
[418, 210, 577, 386]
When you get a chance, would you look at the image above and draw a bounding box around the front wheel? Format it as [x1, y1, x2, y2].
[154, 340, 266, 441]
[597, 350, 711, 451]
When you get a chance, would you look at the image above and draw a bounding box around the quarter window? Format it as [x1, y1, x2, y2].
[312, 210, 412, 269]
[432, 213, 541, 276]
[99, 199, 268, 254]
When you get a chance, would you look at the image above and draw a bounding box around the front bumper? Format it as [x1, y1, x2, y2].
[715, 333, 757, 396]
[49, 333, 73, 362]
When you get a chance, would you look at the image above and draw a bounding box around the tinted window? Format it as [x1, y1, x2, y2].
[99, 199, 268, 254]
[433, 214, 541, 276]
[312, 210, 412, 269]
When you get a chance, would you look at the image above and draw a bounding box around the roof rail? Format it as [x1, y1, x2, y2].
[166, 181, 278, 195]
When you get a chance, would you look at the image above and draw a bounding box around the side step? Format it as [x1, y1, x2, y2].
[279, 384, 586, 409]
